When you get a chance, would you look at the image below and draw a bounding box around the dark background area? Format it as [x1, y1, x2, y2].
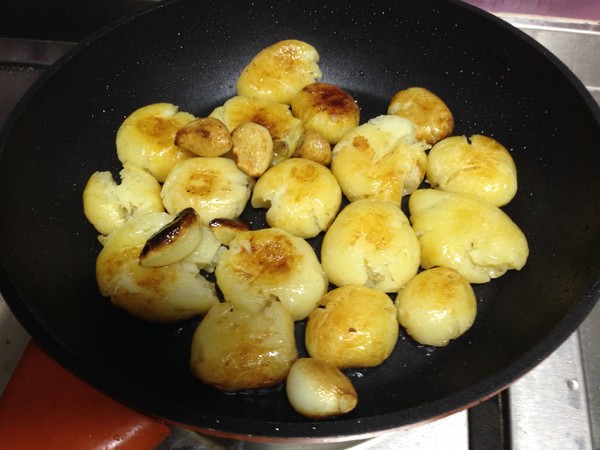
[0, 0, 158, 41]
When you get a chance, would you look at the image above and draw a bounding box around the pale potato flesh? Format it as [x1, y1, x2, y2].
[83, 162, 164, 236]
[190, 301, 297, 391]
[396, 267, 476, 347]
[237, 39, 322, 104]
[251, 158, 342, 238]
[161, 156, 253, 226]
[305, 285, 399, 368]
[409, 189, 529, 283]
[215, 228, 328, 321]
[96, 212, 218, 323]
[426, 134, 518, 206]
[116, 103, 197, 182]
[331, 115, 429, 204]
[180, 223, 225, 273]
[321, 199, 421, 292]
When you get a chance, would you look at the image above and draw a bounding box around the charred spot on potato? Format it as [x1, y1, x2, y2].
[301, 83, 359, 118]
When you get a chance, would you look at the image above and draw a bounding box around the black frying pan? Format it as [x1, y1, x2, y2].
[1, 0, 599, 442]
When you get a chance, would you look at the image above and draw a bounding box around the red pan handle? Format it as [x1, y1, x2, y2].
[0, 340, 170, 449]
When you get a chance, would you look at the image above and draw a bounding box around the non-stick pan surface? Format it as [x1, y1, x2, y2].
[1, 0, 600, 442]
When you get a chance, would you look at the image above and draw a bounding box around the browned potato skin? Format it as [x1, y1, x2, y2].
[216, 228, 328, 320]
[293, 130, 332, 166]
[305, 285, 399, 368]
[236, 40, 322, 104]
[387, 87, 454, 145]
[190, 301, 297, 391]
[116, 103, 197, 182]
[396, 267, 477, 346]
[175, 117, 233, 157]
[208, 217, 251, 246]
[426, 134, 517, 206]
[96, 213, 218, 323]
[291, 83, 360, 144]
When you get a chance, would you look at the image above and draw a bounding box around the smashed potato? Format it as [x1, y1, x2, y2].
[161, 156, 253, 225]
[252, 158, 342, 239]
[116, 103, 196, 182]
[409, 189, 529, 283]
[215, 228, 328, 321]
[237, 39, 322, 104]
[305, 285, 398, 368]
[190, 301, 297, 391]
[83, 162, 164, 236]
[291, 82, 360, 144]
[321, 199, 420, 292]
[286, 358, 358, 419]
[396, 267, 476, 347]
[387, 87, 454, 145]
[426, 134, 518, 206]
[331, 115, 429, 204]
[96, 212, 218, 322]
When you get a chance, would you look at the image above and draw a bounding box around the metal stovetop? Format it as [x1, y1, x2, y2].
[1, 3, 599, 449]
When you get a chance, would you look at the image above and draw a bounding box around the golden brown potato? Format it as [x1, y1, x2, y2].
[174, 117, 233, 157]
[160, 156, 253, 225]
[215, 228, 328, 321]
[210, 95, 304, 158]
[305, 285, 399, 368]
[251, 158, 342, 239]
[82, 162, 164, 236]
[291, 82, 360, 144]
[321, 199, 421, 292]
[208, 217, 251, 246]
[331, 115, 429, 204]
[396, 267, 477, 346]
[286, 358, 358, 419]
[96, 212, 218, 323]
[116, 103, 196, 182]
[237, 39, 322, 104]
[426, 134, 518, 206]
[387, 87, 454, 145]
[409, 189, 529, 283]
[231, 122, 274, 177]
[190, 301, 297, 391]
[293, 130, 332, 166]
